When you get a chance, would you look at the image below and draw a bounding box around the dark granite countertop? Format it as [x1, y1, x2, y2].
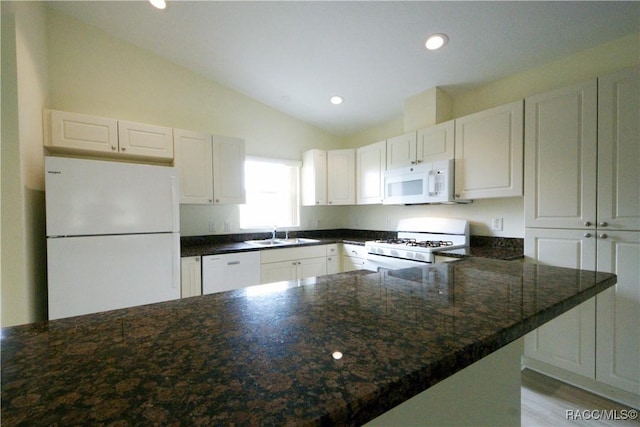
[180, 230, 382, 257]
[1, 258, 615, 426]
[180, 231, 524, 261]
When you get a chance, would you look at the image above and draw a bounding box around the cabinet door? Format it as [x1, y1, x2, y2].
[174, 129, 213, 204]
[416, 120, 454, 163]
[455, 100, 524, 200]
[386, 132, 417, 169]
[302, 149, 327, 206]
[261, 260, 298, 284]
[524, 228, 596, 378]
[598, 67, 640, 231]
[212, 135, 246, 204]
[327, 149, 355, 205]
[596, 231, 640, 394]
[326, 244, 340, 274]
[180, 256, 202, 298]
[524, 81, 597, 229]
[298, 257, 327, 280]
[118, 120, 174, 160]
[45, 110, 118, 153]
[357, 141, 386, 205]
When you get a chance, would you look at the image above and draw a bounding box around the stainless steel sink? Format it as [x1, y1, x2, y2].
[244, 238, 319, 247]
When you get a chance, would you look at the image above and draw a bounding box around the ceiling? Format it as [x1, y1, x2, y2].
[47, 1, 639, 136]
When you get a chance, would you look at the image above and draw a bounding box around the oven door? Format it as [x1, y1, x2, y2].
[364, 252, 431, 272]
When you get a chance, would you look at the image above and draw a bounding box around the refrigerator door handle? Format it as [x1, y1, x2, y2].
[170, 176, 180, 232]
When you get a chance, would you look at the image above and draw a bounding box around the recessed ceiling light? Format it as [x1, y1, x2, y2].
[149, 0, 166, 10]
[425, 33, 448, 50]
[330, 96, 344, 105]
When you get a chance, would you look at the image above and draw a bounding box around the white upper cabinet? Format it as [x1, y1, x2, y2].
[386, 132, 417, 169]
[173, 132, 245, 205]
[416, 120, 455, 163]
[118, 120, 173, 160]
[44, 110, 174, 161]
[327, 148, 356, 205]
[302, 149, 327, 206]
[356, 141, 386, 205]
[454, 100, 524, 200]
[525, 81, 597, 229]
[597, 67, 640, 232]
[174, 129, 214, 204]
[212, 135, 246, 205]
[45, 110, 118, 154]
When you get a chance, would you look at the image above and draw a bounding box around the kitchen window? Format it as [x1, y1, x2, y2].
[239, 157, 301, 229]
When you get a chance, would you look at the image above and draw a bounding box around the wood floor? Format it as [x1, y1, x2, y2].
[521, 369, 638, 427]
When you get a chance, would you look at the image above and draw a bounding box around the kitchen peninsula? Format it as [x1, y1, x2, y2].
[1, 258, 616, 426]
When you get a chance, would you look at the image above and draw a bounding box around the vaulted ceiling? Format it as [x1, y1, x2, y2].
[48, 1, 640, 136]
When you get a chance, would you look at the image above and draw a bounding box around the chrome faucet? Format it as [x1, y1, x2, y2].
[272, 226, 277, 240]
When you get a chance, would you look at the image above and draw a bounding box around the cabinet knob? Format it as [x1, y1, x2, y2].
[599, 233, 608, 239]
[416, 160, 422, 164]
[215, 199, 219, 203]
[329, 201, 332, 205]
[111, 146, 117, 151]
[455, 194, 461, 198]
[584, 221, 592, 227]
[584, 233, 592, 238]
[209, 199, 213, 203]
[599, 222, 608, 227]
[121, 147, 126, 152]
[411, 161, 417, 165]
[292, 262, 297, 266]
[328, 257, 332, 261]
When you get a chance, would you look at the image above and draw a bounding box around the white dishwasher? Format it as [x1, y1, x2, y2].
[202, 251, 261, 295]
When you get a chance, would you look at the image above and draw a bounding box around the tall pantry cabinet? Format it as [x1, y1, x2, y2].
[523, 67, 639, 407]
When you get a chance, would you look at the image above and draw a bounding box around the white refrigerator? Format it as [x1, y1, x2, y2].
[45, 156, 181, 320]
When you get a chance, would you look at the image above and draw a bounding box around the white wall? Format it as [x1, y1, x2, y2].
[1, 1, 49, 327]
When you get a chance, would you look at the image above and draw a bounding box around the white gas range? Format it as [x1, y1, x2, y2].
[364, 217, 469, 271]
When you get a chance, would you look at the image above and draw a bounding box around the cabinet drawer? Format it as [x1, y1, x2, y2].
[261, 245, 327, 264]
[342, 243, 367, 258]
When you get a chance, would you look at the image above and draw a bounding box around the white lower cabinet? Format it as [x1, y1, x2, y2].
[260, 245, 328, 284]
[524, 228, 640, 407]
[342, 243, 367, 272]
[524, 228, 597, 377]
[595, 231, 640, 395]
[202, 251, 260, 294]
[326, 244, 339, 274]
[180, 256, 202, 298]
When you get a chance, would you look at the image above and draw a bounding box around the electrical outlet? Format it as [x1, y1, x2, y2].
[224, 221, 231, 232]
[209, 220, 216, 232]
[492, 217, 503, 231]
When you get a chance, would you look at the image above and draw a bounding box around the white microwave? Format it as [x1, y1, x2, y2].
[383, 159, 456, 205]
